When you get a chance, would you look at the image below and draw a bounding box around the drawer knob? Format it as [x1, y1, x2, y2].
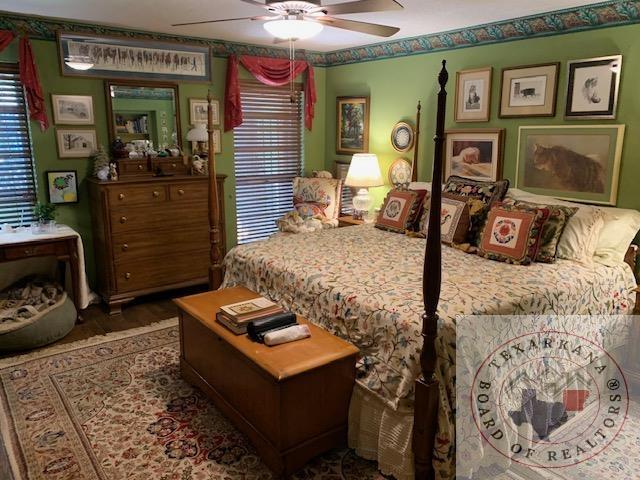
[120, 216, 127, 224]
[137, 164, 144, 170]
[178, 189, 185, 195]
[24, 248, 33, 255]
[118, 193, 125, 200]
[124, 272, 131, 280]
[122, 244, 128, 251]
[153, 191, 160, 198]
[172, 163, 177, 168]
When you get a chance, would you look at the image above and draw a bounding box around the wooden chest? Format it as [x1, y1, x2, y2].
[88, 175, 226, 314]
[175, 287, 359, 477]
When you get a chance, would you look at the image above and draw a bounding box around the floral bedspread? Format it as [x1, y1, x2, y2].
[221, 224, 636, 479]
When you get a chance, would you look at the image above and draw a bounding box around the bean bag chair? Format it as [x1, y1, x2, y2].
[0, 277, 76, 353]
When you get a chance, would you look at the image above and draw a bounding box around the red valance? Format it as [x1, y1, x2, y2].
[224, 54, 316, 132]
[0, 30, 49, 131]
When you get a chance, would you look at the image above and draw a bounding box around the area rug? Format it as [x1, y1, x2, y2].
[0, 319, 384, 480]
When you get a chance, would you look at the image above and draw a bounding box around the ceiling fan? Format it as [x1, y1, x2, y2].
[172, 0, 404, 39]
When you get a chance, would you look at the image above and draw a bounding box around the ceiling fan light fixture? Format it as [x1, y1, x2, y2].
[263, 19, 323, 39]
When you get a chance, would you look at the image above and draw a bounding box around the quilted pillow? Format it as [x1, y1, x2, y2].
[294, 201, 327, 218]
[292, 177, 343, 220]
[418, 193, 471, 245]
[478, 202, 550, 265]
[376, 189, 423, 233]
[501, 198, 578, 263]
[443, 175, 510, 245]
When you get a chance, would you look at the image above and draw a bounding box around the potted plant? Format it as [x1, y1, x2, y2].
[32, 203, 57, 233]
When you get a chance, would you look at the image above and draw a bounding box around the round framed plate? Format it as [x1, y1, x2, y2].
[391, 122, 415, 153]
[388, 158, 413, 187]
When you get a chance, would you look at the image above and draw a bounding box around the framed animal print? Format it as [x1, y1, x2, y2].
[565, 55, 622, 119]
[444, 129, 505, 182]
[455, 67, 492, 122]
[46, 170, 78, 204]
[51, 95, 94, 125]
[499, 63, 559, 118]
[516, 125, 625, 205]
[336, 96, 370, 155]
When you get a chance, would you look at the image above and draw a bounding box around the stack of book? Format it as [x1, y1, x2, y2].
[216, 297, 284, 335]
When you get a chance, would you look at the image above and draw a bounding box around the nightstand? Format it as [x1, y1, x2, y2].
[338, 215, 365, 227]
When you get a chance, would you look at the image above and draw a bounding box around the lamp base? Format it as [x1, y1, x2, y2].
[352, 188, 373, 223]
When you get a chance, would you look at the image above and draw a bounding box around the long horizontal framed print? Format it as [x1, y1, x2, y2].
[499, 63, 559, 118]
[444, 129, 505, 182]
[56, 128, 97, 158]
[565, 55, 622, 119]
[455, 67, 492, 122]
[46, 170, 78, 204]
[516, 125, 625, 205]
[51, 94, 95, 125]
[57, 32, 212, 83]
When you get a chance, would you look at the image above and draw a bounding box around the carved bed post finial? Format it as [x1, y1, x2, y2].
[207, 90, 223, 289]
[411, 100, 422, 182]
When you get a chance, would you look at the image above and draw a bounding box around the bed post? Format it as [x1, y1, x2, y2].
[412, 101, 421, 182]
[207, 90, 223, 289]
[413, 60, 448, 480]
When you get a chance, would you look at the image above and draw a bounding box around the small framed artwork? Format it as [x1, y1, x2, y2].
[336, 96, 370, 155]
[51, 95, 94, 125]
[46, 170, 78, 204]
[565, 55, 622, 119]
[516, 125, 625, 205]
[190, 98, 219, 125]
[499, 63, 559, 118]
[56, 128, 97, 158]
[455, 67, 492, 122]
[390, 122, 415, 152]
[444, 129, 505, 182]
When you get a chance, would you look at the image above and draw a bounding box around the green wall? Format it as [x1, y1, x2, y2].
[325, 23, 640, 211]
[1, 39, 326, 286]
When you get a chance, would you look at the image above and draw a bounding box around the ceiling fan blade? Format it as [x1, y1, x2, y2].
[317, 0, 403, 15]
[308, 16, 400, 37]
[172, 15, 272, 26]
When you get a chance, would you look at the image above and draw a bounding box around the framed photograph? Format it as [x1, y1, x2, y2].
[565, 55, 622, 119]
[46, 170, 78, 204]
[57, 32, 212, 83]
[455, 67, 492, 122]
[56, 128, 97, 158]
[190, 98, 219, 125]
[51, 94, 94, 125]
[444, 129, 505, 182]
[336, 96, 370, 155]
[516, 125, 625, 205]
[499, 63, 559, 118]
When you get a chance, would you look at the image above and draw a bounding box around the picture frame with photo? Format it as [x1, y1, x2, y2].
[56, 128, 97, 158]
[51, 95, 95, 125]
[499, 63, 559, 118]
[455, 67, 492, 122]
[565, 55, 622, 119]
[190, 98, 219, 125]
[336, 96, 370, 155]
[46, 170, 79, 204]
[516, 125, 625, 205]
[444, 129, 505, 182]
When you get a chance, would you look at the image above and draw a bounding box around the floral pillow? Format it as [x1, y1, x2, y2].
[375, 189, 423, 233]
[292, 177, 343, 220]
[478, 202, 550, 265]
[418, 193, 471, 245]
[294, 201, 327, 218]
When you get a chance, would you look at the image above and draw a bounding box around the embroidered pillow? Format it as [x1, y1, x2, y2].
[419, 193, 471, 245]
[375, 189, 423, 233]
[292, 177, 343, 220]
[501, 198, 578, 263]
[478, 203, 550, 265]
[443, 175, 510, 245]
[294, 201, 327, 218]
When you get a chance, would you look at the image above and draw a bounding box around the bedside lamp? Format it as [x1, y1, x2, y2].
[345, 153, 383, 222]
[186, 124, 208, 157]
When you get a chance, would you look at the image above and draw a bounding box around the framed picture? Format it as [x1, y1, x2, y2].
[516, 125, 625, 205]
[46, 170, 78, 204]
[455, 67, 492, 122]
[190, 98, 219, 125]
[51, 94, 94, 125]
[56, 128, 97, 158]
[57, 32, 212, 83]
[336, 96, 370, 155]
[499, 63, 559, 118]
[565, 55, 622, 119]
[444, 129, 505, 182]
[390, 122, 414, 152]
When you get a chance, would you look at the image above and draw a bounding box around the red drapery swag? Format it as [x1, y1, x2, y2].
[224, 54, 316, 132]
[0, 30, 49, 131]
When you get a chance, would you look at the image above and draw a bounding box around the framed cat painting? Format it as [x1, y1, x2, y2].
[516, 125, 625, 205]
[565, 55, 622, 119]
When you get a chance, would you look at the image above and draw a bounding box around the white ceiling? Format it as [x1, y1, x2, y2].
[1, 0, 600, 52]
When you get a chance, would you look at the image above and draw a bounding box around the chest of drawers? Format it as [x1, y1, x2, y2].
[88, 175, 226, 314]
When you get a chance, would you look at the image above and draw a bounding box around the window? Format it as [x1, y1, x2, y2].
[0, 64, 37, 226]
[234, 81, 303, 244]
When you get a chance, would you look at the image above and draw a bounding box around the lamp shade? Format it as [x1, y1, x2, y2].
[186, 123, 208, 142]
[345, 154, 383, 188]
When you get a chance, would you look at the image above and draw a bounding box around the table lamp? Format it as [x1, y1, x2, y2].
[345, 153, 383, 222]
[186, 124, 208, 157]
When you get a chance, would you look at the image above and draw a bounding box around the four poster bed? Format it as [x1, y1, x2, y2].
[203, 62, 639, 479]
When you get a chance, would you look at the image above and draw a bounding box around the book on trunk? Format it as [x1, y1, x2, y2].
[219, 297, 283, 322]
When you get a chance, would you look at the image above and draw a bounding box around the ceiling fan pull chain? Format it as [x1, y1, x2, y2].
[289, 37, 295, 104]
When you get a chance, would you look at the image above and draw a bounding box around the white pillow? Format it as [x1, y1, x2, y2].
[409, 182, 432, 191]
[593, 207, 640, 266]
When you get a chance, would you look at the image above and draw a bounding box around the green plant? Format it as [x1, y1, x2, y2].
[33, 203, 57, 222]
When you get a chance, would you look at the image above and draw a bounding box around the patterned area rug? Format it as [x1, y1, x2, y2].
[0, 319, 384, 480]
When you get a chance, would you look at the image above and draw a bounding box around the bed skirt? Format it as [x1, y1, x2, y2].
[348, 384, 415, 480]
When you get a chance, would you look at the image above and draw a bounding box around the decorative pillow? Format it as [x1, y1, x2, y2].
[419, 193, 471, 245]
[292, 177, 343, 220]
[443, 175, 510, 245]
[294, 201, 327, 218]
[375, 189, 423, 233]
[478, 202, 550, 265]
[501, 198, 578, 263]
[594, 207, 640, 266]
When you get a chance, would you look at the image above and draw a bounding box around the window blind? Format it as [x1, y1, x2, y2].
[0, 64, 36, 226]
[234, 81, 303, 244]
